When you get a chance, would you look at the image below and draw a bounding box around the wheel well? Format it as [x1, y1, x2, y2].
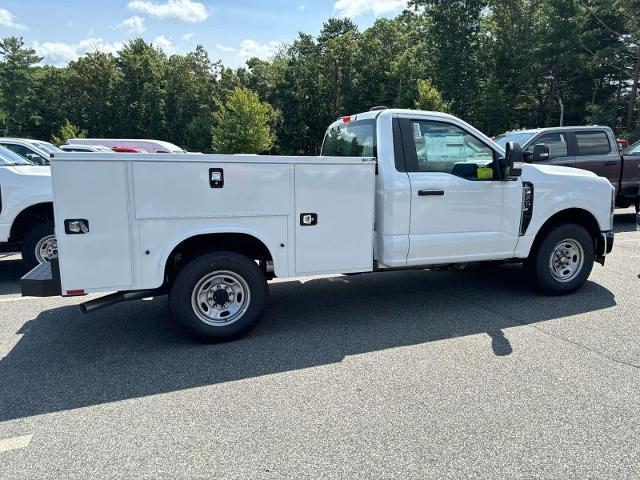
[531, 208, 600, 255]
[9, 203, 54, 242]
[164, 233, 274, 282]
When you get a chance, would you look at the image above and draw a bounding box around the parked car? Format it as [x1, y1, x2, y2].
[23, 108, 615, 342]
[0, 138, 57, 165]
[617, 138, 630, 150]
[0, 145, 56, 269]
[60, 144, 113, 153]
[495, 126, 640, 211]
[67, 138, 185, 153]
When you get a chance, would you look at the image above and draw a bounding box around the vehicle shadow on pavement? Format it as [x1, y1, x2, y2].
[0, 258, 24, 295]
[0, 264, 615, 422]
[614, 212, 637, 233]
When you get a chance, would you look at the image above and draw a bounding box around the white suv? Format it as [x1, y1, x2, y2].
[0, 145, 55, 269]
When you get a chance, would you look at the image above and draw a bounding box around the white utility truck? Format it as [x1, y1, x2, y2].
[0, 145, 57, 269]
[21, 109, 615, 342]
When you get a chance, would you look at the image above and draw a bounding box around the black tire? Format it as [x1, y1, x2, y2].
[21, 222, 56, 271]
[169, 251, 268, 342]
[524, 223, 594, 295]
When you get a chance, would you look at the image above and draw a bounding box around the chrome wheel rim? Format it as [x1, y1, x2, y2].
[190, 270, 250, 326]
[549, 238, 584, 283]
[35, 235, 58, 263]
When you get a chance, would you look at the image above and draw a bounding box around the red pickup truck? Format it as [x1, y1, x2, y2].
[496, 127, 640, 211]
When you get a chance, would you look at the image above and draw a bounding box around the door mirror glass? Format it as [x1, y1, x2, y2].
[532, 143, 550, 162]
[504, 142, 523, 178]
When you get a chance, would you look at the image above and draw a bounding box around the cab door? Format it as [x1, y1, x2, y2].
[398, 116, 522, 265]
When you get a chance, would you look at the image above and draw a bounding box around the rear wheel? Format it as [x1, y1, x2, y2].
[22, 222, 57, 270]
[169, 251, 268, 342]
[525, 224, 594, 295]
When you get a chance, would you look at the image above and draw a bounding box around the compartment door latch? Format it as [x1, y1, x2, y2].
[300, 213, 318, 226]
[209, 168, 224, 188]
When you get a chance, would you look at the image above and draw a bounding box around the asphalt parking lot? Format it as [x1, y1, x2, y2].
[0, 211, 639, 479]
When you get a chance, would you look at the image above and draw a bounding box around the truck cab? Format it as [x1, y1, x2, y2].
[323, 110, 614, 270]
[0, 138, 56, 166]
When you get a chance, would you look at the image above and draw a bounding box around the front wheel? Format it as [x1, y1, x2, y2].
[525, 224, 594, 295]
[22, 222, 57, 271]
[169, 251, 268, 342]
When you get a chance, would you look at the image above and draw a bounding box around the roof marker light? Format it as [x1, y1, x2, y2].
[342, 116, 351, 123]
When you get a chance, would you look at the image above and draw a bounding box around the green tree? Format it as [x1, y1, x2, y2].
[415, 79, 451, 112]
[65, 51, 121, 137]
[211, 87, 276, 154]
[0, 36, 42, 135]
[165, 45, 220, 151]
[115, 39, 167, 138]
[51, 119, 87, 145]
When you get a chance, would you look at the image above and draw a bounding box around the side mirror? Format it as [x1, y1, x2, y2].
[503, 141, 523, 178]
[532, 143, 550, 162]
[26, 153, 44, 164]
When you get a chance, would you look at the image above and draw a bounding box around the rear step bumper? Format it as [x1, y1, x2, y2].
[21, 259, 62, 297]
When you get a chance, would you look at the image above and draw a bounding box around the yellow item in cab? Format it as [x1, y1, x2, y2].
[476, 167, 493, 180]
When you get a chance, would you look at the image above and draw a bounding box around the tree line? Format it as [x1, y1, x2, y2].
[0, 0, 639, 154]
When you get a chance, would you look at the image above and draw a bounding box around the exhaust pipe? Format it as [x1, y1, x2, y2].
[79, 289, 162, 314]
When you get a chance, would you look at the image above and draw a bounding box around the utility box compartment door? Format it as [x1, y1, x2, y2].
[53, 161, 133, 291]
[294, 162, 375, 275]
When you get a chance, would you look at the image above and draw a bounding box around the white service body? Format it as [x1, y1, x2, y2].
[51, 155, 376, 293]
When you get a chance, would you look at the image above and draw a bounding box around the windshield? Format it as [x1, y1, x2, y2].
[0, 145, 33, 165]
[30, 140, 62, 153]
[623, 140, 640, 155]
[494, 132, 535, 148]
[321, 119, 376, 157]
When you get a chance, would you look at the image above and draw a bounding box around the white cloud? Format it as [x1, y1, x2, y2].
[0, 8, 28, 30]
[182, 32, 194, 41]
[114, 16, 146, 34]
[128, 0, 209, 23]
[153, 35, 175, 54]
[297, 4, 306, 12]
[216, 43, 237, 53]
[33, 38, 123, 67]
[237, 39, 281, 61]
[333, 0, 406, 18]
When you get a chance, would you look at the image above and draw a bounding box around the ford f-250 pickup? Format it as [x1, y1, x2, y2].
[21, 109, 615, 342]
[496, 126, 640, 211]
[0, 145, 57, 269]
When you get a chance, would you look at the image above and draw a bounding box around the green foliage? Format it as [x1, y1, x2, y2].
[51, 120, 86, 146]
[415, 79, 451, 112]
[1, 0, 640, 151]
[0, 36, 42, 135]
[211, 87, 277, 154]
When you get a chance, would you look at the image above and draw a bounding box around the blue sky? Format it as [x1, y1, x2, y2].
[0, 0, 407, 68]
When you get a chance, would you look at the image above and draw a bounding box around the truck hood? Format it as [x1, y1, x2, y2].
[8, 165, 51, 177]
[526, 163, 598, 178]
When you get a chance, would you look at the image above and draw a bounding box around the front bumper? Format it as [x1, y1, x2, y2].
[595, 230, 614, 264]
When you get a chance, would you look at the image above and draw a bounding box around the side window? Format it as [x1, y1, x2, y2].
[2, 143, 32, 159]
[529, 133, 568, 160]
[409, 120, 493, 174]
[322, 120, 377, 157]
[576, 131, 611, 156]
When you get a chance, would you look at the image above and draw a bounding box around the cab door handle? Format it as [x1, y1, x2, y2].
[418, 190, 445, 196]
[605, 161, 618, 166]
